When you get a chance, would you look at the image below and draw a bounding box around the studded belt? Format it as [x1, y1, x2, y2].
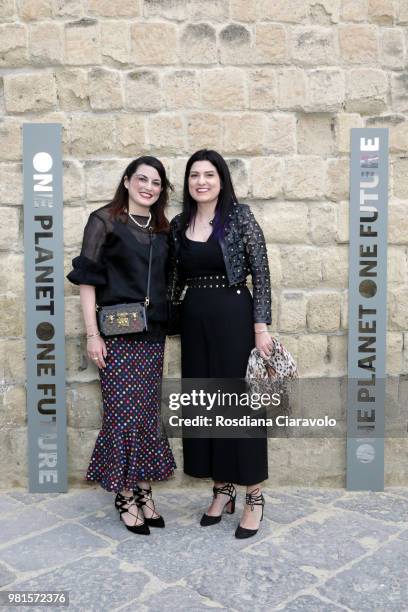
[186, 274, 246, 289]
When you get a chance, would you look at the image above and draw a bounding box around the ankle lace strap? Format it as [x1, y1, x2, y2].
[213, 483, 235, 501]
[245, 488, 264, 511]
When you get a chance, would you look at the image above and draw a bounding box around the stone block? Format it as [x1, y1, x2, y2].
[309, 203, 337, 244]
[186, 112, 222, 151]
[143, 0, 186, 20]
[346, 69, 388, 113]
[391, 72, 408, 113]
[165, 336, 181, 377]
[1, 386, 26, 428]
[226, 158, 249, 199]
[388, 119, 408, 152]
[389, 199, 408, 244]
[339, 24, 379, 63]
[67, 382, 102, 429]
[131, 23, 177, 65]
[64, 296, 85, 336]
[306, 69, 345, 112]
[280, 247, 322, 287]
[336, 200, 349, 243]
[380, 28, 406, 68]
[276, 68, 307, 110]
[309, 0, 341, 24]
[255, 24, 287, 64]
[267, 244, 282, 287]
[88, 68, 123, 110]
[341, 0, 367, 21]
[279, 291, 307, 332]
[29, 23, 63, 64]
[0, 117, 22, 161]
[19, 0, 52, 19]
[115, 115, 146, 156]
[0, 253, 24, 294]
[0, 163, 23, 204]
[335, 113, 364, 153]
[248, 68, 277, 110]
[0, 0, 16, 18]
[387, 332, 404, 376]
[223, 113, 267, 155]
[398, 1, 408, 22]
[53, 0, 84, 17]
[0, 428, 27, 487]
[0, 295, 24, 337]
[307, 292, 341, 332]
[297, 334, 329, 377]
[230, 0, 257, 22]
[63, 206, 88, 248]
[88, 0, 140, 16]
[321, 246, 349, 288]
[340, 289, 348, 330]
[256, 0, 308, 22]
[250, 157, 283, 199]
[200, 68, 245, 110]
[219, 23, 252, 65]
[392, 159, 408, 198]
[389, 287, 408, 330]
[266, 113, 297, 154]
[167, 158, 186, 200]
[63, 160, 84, 202]
[5, 72, 57, 113]
[85, 160, 127, 201]
[70, 115, 115, 157]
[368, 0, 395, 23]
[65, 19, 101, 66]
[0, 339, 26, 383]
[148, 114, 185, 155]
[125, 70, 161, 111]
[326, 158, 349, 201]
[55, 69, 89, 110]
[284, 156, 326, 200]
[291, 26, 338, 65]
[0, 24, 27, 68]
[0, 206, 19, 249]
[260, 201, 309, 243]
[297, 114, 335, 156]
[188, 0, 229, 21]
[100, 21, 130, 65]
[163, 70, 200, 110]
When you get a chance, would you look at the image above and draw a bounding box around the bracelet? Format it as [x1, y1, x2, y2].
[86, 331, 100, 339]
[254, 330, 269, 335]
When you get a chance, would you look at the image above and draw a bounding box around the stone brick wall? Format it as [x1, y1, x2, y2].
[0, 0, 407, 487]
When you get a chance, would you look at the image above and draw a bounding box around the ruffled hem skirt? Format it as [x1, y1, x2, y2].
[86, 336, 176, 493]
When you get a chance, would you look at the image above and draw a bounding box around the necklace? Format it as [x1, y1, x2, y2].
[128, 211, 151, 229]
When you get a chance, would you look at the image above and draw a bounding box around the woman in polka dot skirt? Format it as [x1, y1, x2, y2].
[67, 157, 176, 535]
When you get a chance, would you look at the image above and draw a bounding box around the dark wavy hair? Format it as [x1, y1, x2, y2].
[182, 149, 238, 238]
[109, 156, 172, 233]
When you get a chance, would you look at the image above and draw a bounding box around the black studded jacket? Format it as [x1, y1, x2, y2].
[167, 202, 272, 324]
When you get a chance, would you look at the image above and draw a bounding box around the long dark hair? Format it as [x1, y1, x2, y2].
[182, 149, 238, 238]
[109, 156, 172, 233]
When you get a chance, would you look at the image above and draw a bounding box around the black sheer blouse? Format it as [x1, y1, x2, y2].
[67, 204, 169, 340]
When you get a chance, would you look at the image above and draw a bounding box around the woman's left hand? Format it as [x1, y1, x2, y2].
[255, 331, 274, 360]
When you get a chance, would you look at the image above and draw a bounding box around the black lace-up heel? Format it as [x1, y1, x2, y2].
[114, 492, 150, 535]
[235, 487, 265, 539]
[133, 485, 165, 528]
[200, 483, 236, 527]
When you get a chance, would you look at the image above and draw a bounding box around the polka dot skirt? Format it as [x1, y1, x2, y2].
[86, 336, 176, 492]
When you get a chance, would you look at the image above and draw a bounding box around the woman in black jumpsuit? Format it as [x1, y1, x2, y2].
[168, 150, 273, 538]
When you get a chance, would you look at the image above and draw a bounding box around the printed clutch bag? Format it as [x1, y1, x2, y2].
[97, 302, 147, 336]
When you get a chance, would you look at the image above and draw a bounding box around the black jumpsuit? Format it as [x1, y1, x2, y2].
[179, 233, 268, 486]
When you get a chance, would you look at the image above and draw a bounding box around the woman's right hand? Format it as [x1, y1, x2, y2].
[87, 335, 107, 369]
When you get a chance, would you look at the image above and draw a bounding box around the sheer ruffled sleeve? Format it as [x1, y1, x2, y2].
[66, 212, 108, 286]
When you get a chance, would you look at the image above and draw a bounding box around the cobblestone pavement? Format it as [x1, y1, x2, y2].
[0, 486, 407, 611]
